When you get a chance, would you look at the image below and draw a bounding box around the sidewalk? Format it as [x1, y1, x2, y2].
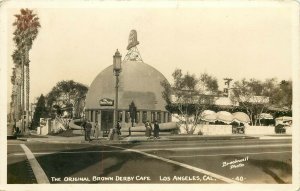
[21, 133, 292, 144]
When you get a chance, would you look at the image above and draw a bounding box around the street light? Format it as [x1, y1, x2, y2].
[113, 49, 122, 128]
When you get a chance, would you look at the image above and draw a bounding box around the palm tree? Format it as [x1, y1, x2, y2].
[12, 8, 40, 132]
[10, 67, 17, 123]
[11, 49, 22, 121]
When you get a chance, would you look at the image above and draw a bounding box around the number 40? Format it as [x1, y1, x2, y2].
[235, 176, 244, 182]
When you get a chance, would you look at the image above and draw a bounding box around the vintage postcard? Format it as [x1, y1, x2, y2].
[0, 0, 299, 191]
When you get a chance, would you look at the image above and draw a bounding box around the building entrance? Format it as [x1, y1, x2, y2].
[101, 110, 114, 136]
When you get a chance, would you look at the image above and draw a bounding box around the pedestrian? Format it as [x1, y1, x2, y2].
[13, 124, 18, 136]
[85, 120, 92, 142]
[116, 121, 121, 135]
[154, 120, 160, 139]
[145, 120, 152, 139]
[94, 121, 100, 139]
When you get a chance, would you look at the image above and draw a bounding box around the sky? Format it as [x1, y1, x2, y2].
[3, 1, 297, 106]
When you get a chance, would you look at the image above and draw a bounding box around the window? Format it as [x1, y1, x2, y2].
[136, 111, 140, 123]
[151, 112, 155, 122]
[161, 112, 165, 123]
[157, 113, 161, 123]
[125, 111, 130, 123]
[95, 111, 98, 122]
[118, 111, 122, 122]
[142, 111, 147, 123]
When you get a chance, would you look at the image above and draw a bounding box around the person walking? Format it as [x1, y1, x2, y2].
[116, 121, 122, 135]
[85, 120, 92, 142]
[94, 121, 100, 139]
[153, 120, 160, 139]
[145, 120, 152, 139]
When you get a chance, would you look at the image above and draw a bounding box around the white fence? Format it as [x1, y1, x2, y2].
[179, 124, 292, 135]
[285, 126, 292, 135]
[121, 122, 177, 132]
[244, 126, 275, 135]
[201, 125, 232, 135]
[179, 124, 232, 135]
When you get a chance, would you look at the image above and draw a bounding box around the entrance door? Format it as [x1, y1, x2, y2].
[101, 110, 114, 136]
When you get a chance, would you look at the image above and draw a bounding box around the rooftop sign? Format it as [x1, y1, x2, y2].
[99, 98, 114, 106]
[127, 30, 139, 50]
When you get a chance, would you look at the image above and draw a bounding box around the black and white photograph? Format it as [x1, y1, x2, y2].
[0, 0, 299, 191]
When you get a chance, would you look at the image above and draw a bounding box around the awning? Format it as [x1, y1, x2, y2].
[216, 111, 233, 124]
[259, 113, 273, 120]
[232, 112, 250, 123]
[275, 116, 292, 122]
[200, 110, 217, 122]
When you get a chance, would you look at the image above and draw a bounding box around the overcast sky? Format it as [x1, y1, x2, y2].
[4, 1, 297, 105]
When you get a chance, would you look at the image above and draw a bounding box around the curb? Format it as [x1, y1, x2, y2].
[259, 136, 292, 140]
[22, 134, 291, 144]
[27, 139, 83, 144]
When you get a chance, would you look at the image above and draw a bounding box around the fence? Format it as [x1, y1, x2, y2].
[244, 126, 275, 135]
[179, 124, 232, 135]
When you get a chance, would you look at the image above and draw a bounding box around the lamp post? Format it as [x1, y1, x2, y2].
[113, 49, 122, 129]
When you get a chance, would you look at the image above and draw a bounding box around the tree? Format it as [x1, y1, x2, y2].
[271, 80, 292, 109]
[230, 78, 278, 125]
[32, 94, 48, 129]
[46, 80, 88, 118]
[199, 73, 219, 94]
[12, 8, 40, 131]
[161, 69, 218, 134]
[11, 53, 23, 122]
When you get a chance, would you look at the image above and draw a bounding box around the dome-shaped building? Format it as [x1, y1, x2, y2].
[85, 31, 171, 132]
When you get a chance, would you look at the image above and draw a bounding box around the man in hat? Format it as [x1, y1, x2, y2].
[84, 120, 92, 142]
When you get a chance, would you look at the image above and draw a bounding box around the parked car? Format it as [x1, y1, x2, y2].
[275, 124, 286, 134]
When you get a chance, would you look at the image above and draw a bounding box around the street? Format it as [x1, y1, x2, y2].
[7, 137, 292, 184]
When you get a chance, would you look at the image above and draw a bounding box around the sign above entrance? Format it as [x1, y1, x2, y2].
[99, 98, 114, 106]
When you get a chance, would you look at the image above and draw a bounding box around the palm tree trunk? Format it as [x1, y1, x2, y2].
[21, 50, 25, 132]
[18, 84, 22, 120]
[16, 84, 20, 120]
[26, 64, 30, 130]
[14, 93, 18, 122]
[25, 47, 30, 131]
[26, 67, 29, 111]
